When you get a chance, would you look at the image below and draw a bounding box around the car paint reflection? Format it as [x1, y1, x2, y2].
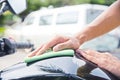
[0, 56, 119, 80]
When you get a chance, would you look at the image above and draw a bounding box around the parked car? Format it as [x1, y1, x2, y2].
[5, 4, 108, 48]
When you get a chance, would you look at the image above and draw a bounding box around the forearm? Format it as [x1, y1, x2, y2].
[75, 0, 120, 44]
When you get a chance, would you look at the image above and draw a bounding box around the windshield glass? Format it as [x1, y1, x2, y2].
[39, 15, 53, 25]
[23, 15, 35, 25]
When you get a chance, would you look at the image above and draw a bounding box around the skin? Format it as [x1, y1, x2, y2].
[76, 49, 120, 78]
[28, 0, 120, 77]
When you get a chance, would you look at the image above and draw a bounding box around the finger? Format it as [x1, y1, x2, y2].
[83, 51, 113, 68]
[35, 45, 50, 56]
[77, 49, 100, 64]
[46, 36, 68, 48]
[28, 36, 68, 57]
[33, 37, 60, 56]
[28, 44, 44, 57]
[84, 49, 101, 58]
[53, 37, 80, 51]
[53, 41, 71, 51]
[35, 36, 68, 55]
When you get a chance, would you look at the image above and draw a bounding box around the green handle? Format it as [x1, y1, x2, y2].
[24, 49, 74, 63]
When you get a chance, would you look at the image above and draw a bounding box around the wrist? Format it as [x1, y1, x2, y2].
[74, 34, 87, 45]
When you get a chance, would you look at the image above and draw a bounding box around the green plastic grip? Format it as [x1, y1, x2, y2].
[24, 49, 74, 63]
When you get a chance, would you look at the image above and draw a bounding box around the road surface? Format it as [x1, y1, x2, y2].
[0, 50, 28, 70]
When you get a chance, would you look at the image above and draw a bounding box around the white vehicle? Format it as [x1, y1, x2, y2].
[5, 4, 108, 48]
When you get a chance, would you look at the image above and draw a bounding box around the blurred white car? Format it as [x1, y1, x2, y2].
[5, 4, 108, 48]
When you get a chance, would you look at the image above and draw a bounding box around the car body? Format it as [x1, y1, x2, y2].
[0, 49, 119, 80]
[5, 4, 108, 48]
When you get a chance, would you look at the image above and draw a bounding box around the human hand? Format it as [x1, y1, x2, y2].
[28, 35, 80, 57]
[76, 49, 120, 77]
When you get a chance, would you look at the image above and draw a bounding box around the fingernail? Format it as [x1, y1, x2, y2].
[53, 47, 59, 52]
[28, 54, 34, 57]
[27, 54, 32, 57]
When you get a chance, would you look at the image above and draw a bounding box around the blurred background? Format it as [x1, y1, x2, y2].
[1, 0, 120, 70]
[0, 0, 116, 37]
[1, 0, 119, 47]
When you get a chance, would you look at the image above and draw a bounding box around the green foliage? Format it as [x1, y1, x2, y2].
[104, 0, 116, 5]
[89, 0, 116, 5]
[0, 27, 6, 37]
[0, 0, 116, 26]
[0, 15, 4, 26]
[24, 0, 116, 12]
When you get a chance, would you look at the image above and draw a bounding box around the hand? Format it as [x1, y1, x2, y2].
[76, 49, 120, 77]
[28, 35, 80, 57]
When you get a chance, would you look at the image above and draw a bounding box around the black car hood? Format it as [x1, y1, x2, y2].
[0, 56, 119, 80]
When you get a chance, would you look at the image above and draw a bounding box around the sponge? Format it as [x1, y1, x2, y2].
[24, 49, 74, 63]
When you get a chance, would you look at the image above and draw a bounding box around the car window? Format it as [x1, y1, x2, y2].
[23, 16, 35, 25]
[24, 17, 35, 25]
[39, 15, 53, 25]
[86, 9, 103, 24]
[56, 11, 79, 24]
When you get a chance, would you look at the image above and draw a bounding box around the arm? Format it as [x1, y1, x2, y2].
[28, 1, 120, 77]
[75, 0, 120, 44]
[28, 1, 120, 57]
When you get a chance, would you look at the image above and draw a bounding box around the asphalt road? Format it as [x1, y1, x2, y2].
[0, 50, 28, 70]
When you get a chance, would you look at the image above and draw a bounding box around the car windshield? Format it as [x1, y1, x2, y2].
[23, 14, 35, 25]
[39, 15, 53, 25]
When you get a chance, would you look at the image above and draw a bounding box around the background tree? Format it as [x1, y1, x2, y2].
[0, 0, 116, 26]
[20, 0, 116, 17]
